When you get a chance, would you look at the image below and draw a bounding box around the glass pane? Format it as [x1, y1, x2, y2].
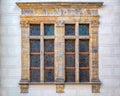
[44, 70, 54, 82]
[65, 40, 75, 52]
[65, 24, 75, 35]
[30, 55, 40, 67]
[30, 40, 40, 52]
[65, 70, 75, 82]
[44, 40, 54, 52]
[44, 24, 54, 35]
[79, 70, 89, 82]
[79, 24, 89, 36]
[79, 55, 89, 67]
[65, 54, 75, 67]
[30, 70, 40, 82]
[79, 40, 89, 52]
[30, 24, 40, 36]
[44, 54, 54, 67]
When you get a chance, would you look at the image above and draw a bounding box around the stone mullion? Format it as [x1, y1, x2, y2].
[55, 25, 65, 82]
[20, 21, 30, 93]
[40, 22, 44, 82]
[75, 22, 79, 82]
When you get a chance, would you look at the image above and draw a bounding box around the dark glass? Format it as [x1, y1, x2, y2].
[65, 54, 75, 67]
[44, 70, 54, 82]
[30, 24, 40, 36]
[79, 70, 89, 82]
[79, 55, 89, 67]
[79, 40, 89, 52]
[65, 24, 75, 35]
[65, 70, 75, 82]
[44, 54, 54, 67]
[65, 40, 75, 52]
[30, 55, 40, 67]
[44, 40, 54, 52]
[30, 70, 40, 82]
[44, 24, 54, 35]
[79, 24, 89, 36]
[30, 40, 40, 52]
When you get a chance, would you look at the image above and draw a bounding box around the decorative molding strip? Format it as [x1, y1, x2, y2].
[16, 2, 103, 8]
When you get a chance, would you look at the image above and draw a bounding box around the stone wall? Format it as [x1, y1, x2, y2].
[0, 0, 120, 96]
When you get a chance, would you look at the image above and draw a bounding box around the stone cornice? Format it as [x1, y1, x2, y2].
[16, 2, 103, 9]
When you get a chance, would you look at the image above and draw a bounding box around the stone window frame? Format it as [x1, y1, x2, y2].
[16, 2, 103, 93]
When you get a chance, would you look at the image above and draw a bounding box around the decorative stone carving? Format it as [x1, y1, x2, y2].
[56, 20, 64, 26]
[19, 80, 29, 93]
[20, 21, 29, 28]
[91, 20, 99, 26]
[56, 84, 64, 93]
[90, 9, 98, 15]
[92, 84, 100, 93]
[22, 9, 34, 15]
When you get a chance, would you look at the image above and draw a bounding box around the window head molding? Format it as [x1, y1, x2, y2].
[17, 2, 103, 93]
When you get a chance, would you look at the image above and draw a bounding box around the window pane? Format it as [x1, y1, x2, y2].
[65, 70, 75, 82]
[30, 24, 40, 36]
[79, 40, 89, 52]
[79, 70, 89, 82]
[65, 40, 75, 52]
[44, 70, 54, 82]
[30, 40, 40, 52]
[79, 55, 89, 67]
[30, 70, 40, 82]
[44, 54, 54, 67]
[79, 24, 89, 36]
[30, 55, 40, 67]
[65, 54, 75, 67]
[44, 40, 54, 52]
[44, 24, 54, 35]
[65, 24, 75, 35]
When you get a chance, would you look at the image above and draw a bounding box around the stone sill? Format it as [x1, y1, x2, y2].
[29, 82, 101, 85]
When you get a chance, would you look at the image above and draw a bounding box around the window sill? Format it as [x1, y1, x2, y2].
[29, 82, 101, 85]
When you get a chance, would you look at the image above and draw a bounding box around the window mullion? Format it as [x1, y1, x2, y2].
[75, 38, 79, 82]
[40, 22, 44, 82]
[75, 22, 79, 82]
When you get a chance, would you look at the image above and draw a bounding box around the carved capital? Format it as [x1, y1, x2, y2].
[20, 21, 29, 28]
[56, 20, 64, 26]
[56, 84, 64, 93]
[91, 20, 99, 27]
